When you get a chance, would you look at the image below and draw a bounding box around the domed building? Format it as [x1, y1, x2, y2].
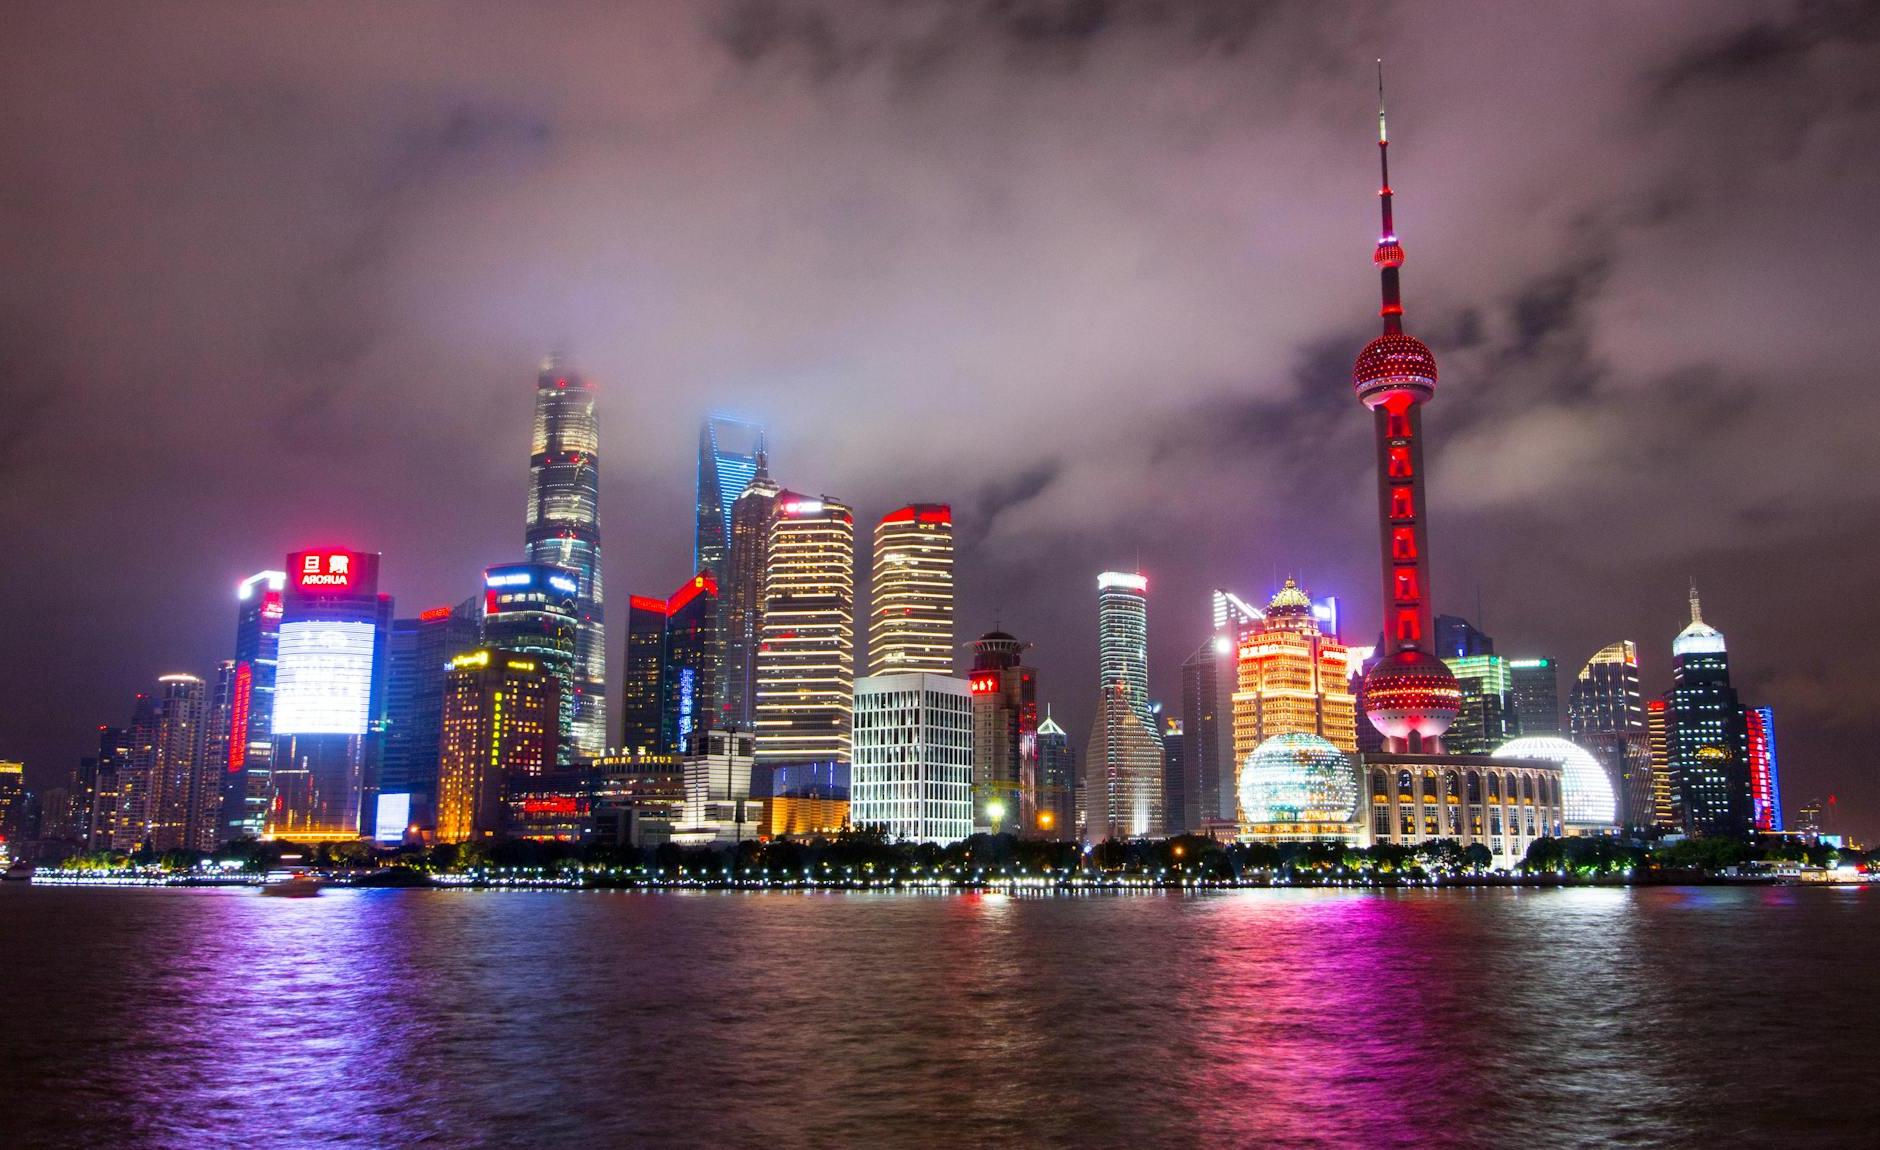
[1492, 737, 1617, 833]
[1229, 578, 1357, 772]
[1237, 732, 1361, 844]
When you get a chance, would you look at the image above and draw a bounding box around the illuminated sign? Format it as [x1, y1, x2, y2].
[418, 606, 454, 623]
[227, 662, 253, 772]
[451, 650, 491, 670]
[547, 574, 578, 595]
[486, 571, 533, 588]
[1508, 658, 1552, 669]
[374, 793, 411, 844]
[238, 570, 286, 600]
[1097, 571, 1148, 592]
[273, 620, 376, 735]
[522, 797, 581, 816]
[782, 499, 824, 516]
[676, 667, 696, 752]
[970, 674, 1000, 696]
[294, 551, 356, 589]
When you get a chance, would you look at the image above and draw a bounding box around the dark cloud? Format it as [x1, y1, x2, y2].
[1, 0, 1877, 834]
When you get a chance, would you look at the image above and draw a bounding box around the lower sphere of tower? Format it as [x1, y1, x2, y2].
[1361, 648, 1461, 742]
[1353, 332, 1437, 409]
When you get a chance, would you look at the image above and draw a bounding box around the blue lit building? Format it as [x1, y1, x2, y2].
[221, 569, 284, 839]
[696, 416, 765, 576]
[482, 563, 580, 764]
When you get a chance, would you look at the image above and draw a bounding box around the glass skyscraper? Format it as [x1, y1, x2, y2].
[481, 563, 580, 764]
[721, 456, 780, 730]
[1096, 572, 1154, 737]
[1667, 588, 1751, 836]
[1568, 641, 1652, 834]
[525, 357, 605, 759]
[222, 569, 284, 840]
[696, 416, 765, 575]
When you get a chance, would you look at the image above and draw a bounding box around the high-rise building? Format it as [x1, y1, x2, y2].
[721, 454, 781, 730]
[753, 493, 855, 771]
[85, 724, 131, 850]
[1353, 75, 1463, 753]
[1083, 682, 1164, 840]
[1568, 641, 1651, 833]
[435, 649, 560, 843]
[1667, 587, 1751, 836]
[203, 660, 236, 847]
[619, 573, 723, 757]
[1181, 632, 1238, 828]
[222, 570, 285, 841]
[1509, 658, 1561, 736]
[1435, 614, 1494, 659]
[0, 761, 24, 843]
[383, 598, 479, 835]
[1036, 710, 1075, 838]
[1232, 580, 1358, 774]
[269, 548, 392, 841]
[968, 630, 1038, 834]
[114, 674, 208, 852]
[1646, 697, 1675, 831]
[525, 357, 605, 758]
[1162, 717, 1189, 834]
[621, 595, 669, 754]
[1443, 654, 1517, 756]
[696, 417, 766, 580]
[1747, 705, 1782, 833]
[851, 672, 973, 844]
[481, 563, 580, 762]
[868, 505, 955, 676]
[1097, 572, 1155, 737]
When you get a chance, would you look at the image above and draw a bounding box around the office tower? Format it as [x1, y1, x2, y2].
[1747, 705, 1782, 832]
[1435, 615, 1494, 659]
[222, 570, 285, 840]
[1083, 682, 1164, 840]
[696, 416, 766, 578]
[481, 563, 580, 763]
[722, 454, 781, 729]
[435, 649, 560, 843]
[1443, 655, 1517, 755]
[1162, 718, 1189, 834]
[1509, 658, 1562, 736]
[114, 674, 207, 852]
[851, 672, 973, 844]
[868, 505, 955, 676]
[1646, 698, 1675, 830]
[618, 573, 723, 757]
[1667, 587, 1751, 836]
[202, 660, 236, 847]
[1181, 632, 1237, 827]
[0, 761, 23, 841]
[525, 357, 605, 758]
[1353, 74, 1462, 752]
[1232, 580, 1359, 774]
[1567, 641, 1651, 833]
[753, 493, 855, 771]
[383, 598, 479, 835]
[968, 630, 1038, 834]
[1794, 797, 1826, 837]
[1213, 589, 1262, 635]
[1097, 572, 1155, 737]
[621, 594, 668, 754]
[85, 725, 131, 849]
[269, 549, 392, 840]
[1036, 711, 1075, 838]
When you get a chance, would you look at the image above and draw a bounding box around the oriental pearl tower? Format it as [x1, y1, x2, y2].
[1355, 64, 1463, 752]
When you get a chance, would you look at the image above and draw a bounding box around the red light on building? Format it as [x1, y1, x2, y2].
[666, 571, 719, 615]
[629, 595, 669, 614]
[418, 606, 453, 623]
[290, 549, 363, 592]
[227, 662, 253, 772]
[522, 797, 581, 816]
[971, 674, 1000, 696]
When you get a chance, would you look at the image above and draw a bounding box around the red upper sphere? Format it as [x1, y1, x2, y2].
[1354, 332, 1437, 408]
[1372, 241, 1404, 269]
[1361, 648, 1461, 743]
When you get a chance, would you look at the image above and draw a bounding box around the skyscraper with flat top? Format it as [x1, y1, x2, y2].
[968, 630, 1038, 834]
[525, 357, 605, 758]
[223, 570, 285, 840]
[754, 493, 855, 770]
[721, 454, 780, 729]
[1097, 572, 1154, 737]
[868, 504, 954, 675]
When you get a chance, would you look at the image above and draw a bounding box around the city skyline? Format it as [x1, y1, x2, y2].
[2, 3, 1877, 836]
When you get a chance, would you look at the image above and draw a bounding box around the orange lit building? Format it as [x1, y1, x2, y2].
[1230, 580, 1357, 774]
[435, 649, 559, 843]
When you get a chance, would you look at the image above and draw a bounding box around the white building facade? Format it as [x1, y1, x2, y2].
[851, 673, 973, 844]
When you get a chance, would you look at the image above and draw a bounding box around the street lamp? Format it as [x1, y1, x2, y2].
[986, 799, 1006, 834]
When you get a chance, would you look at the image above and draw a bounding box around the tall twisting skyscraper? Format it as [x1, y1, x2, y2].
[1354, 66, 1462, 752]
[525, 356, 605, 758]
[868, 504, 954, 675]
[753, 493, 856, 770]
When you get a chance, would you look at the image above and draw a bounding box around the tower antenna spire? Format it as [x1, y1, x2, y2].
[1374, 58, 1405, 335]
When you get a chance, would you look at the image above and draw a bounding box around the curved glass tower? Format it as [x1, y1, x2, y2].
[526, 356, 607, 759]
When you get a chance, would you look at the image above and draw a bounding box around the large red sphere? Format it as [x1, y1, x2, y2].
[1361, 648, 1461, 742]
[1354, 333, 1437, 408]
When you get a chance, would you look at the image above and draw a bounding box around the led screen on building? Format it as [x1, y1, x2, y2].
[374, 792, 411, 844]
[273, 620, 376, 735]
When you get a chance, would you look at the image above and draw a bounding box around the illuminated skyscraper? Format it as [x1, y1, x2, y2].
[1509, 658, 1562, 736]
[621, 595, 668, 754]
[203, 660, 236, 846]
[1435, 615, 1494, 659]
[1442, 654, 1517, 755]
[435, 649, 560, 843]
[721, 455, 780, 729]
[968, 630, 1039, 834]
[620, 573, 724, 757]
[754, 493, 855, 770]
[1097, 572, 1154, 736]
[481, 563, 580, 762]
[1084, 682, 1164, 840]
[1353, 69, 1462, 752]
[1747, 705, 1782, 833]
[85, 724, 131, 850]
[1568, 641, 1652, 833]
[696, 417, 765, 578]
[221, 570, 284, 840]
[1232, 580, 1358, 771]
[114, 674, 207, 852]
[269, 548, 392, 840]
[1181, 632, 1237, 828]
[383, 598, 479, 835]
[868, 505, 955, 675]
[1646, 697, 1675, 830]
[1035, 710, 1075, 837]
[1667, 586, 1751, 836]
[852, 672, 974, 844]
[525, 357, 605, 758]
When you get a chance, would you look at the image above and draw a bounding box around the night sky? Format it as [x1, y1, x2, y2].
[4, 3, 1877, 834]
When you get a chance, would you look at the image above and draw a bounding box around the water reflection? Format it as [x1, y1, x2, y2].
[3, 885, 1877, 1148]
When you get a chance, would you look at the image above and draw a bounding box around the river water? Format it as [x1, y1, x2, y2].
[1, 884, 1872, 1148]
